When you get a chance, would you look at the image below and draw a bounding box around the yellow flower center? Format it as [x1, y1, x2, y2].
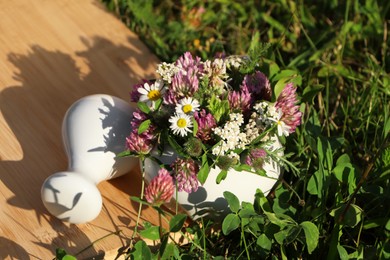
[147, 90, 161, 101]
[182, 104, 193, 114]
[177, 118, 187, 128]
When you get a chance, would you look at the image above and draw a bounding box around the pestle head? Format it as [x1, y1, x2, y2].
[41, 94, 140, 223]
[41, 171, 102, 224]
[62, 94, 137, 183]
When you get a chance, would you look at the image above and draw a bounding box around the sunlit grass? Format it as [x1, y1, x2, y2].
[100, 0, 389, 259]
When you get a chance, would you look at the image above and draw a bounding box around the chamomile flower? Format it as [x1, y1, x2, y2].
[138, 79, 165, 108]
[269, 109, 291, 137]
[169, 113, 193, 137]
[175, 97, 200, 115]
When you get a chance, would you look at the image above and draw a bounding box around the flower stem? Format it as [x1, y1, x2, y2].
[131, 157, 146, 246]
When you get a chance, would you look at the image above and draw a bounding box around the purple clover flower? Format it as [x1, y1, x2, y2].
[126, 132, 153, 155]
[130, 109, 156, 141]
[144, 168, 174, 206]
[172, 158, 199, 193]
[246, 148, 267, 169]
[275, 83, 302, 134]
[165, 69, 199, 104]
[228, 85, 252, 114]
[194, 109, 217, 142]
[176, 51, 204, 73]
[242, 71, 272, 101]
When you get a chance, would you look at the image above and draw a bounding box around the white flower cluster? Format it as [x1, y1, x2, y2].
[254, 101, 290, 137]
[156, 62, 179, 83]
[254, 101, 279, 126]
[225, 55, 249, 69]
[212, 113, 248, 157]
[244, 114, 261, 143]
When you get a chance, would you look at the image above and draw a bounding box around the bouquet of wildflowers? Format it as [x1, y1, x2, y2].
[121, 47, 302, 206]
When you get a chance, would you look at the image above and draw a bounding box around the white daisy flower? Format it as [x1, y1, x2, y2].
[138, 79, 165, 108]
[175, 97, 200, 115]
[169, 113, 193, 137]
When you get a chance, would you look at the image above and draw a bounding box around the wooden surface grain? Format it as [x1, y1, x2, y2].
[0, 0, 161, 258]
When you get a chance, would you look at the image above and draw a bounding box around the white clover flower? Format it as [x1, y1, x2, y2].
[169, 113, 193, 137]
[156, 62, 179, 83]
[175, 97, 200, 115]
[203, 58, 228, 91]
[138, 79, 165, 108]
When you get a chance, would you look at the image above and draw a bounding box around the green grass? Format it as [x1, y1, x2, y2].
[98, 0, 389, 259]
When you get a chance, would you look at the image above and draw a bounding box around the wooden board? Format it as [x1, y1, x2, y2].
[0, 0, 162, 258]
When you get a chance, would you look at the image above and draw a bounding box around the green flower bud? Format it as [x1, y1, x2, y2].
[184, 137, 203, 157]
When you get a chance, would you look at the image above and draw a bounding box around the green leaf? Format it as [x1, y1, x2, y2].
[268, 61, 280, 79]
[280, 244, 288, 260]
[239, 208, 258, 219]
[222, 213, 240, 235]
[336, 154, 351, 165]
[131, 240, 152, 260]
[197, 153, 209, 184]
[307, 170, 322, 197]
[384, 116, 390, 138]
[272, 69, 298, 81]
[55, 248, 67, 260]
[264, 212, 289, 228]
[140, 225, 160, 240]
[192, 118, 198, 136]
[274, 228, 289, 245]
[159, 233, 169, 258]
[285, 225, 302, 244]
[138, 119, 151, 135]
[363, 217, 388, 230]
[169, 214, 187, 233]
[274, 78, 289, 100]
[207, 95, 229, 122]
[234, 163, 252, 172]
[216, 169, 228, 184]
[337, 245, 349, 260]
[137, 101, 151, 114]
[255, 189, 272, 212]
[332, 163, 354, 183]
[160, 242, 177, 260]
[116, 150, 132, 158]
[62, 255, 77, 260]
[300, 221, 319, 254]
[223, 191, 240, 213]
[330, 204, 363, 227]
[257, 234, 272, 251]
[154, 98, 163, 110]
[302, 84, 324, 102]
[130, 196, 146, 205]
[167, 135, 186, 157]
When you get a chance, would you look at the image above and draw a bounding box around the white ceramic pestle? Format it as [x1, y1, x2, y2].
[41, 94, 138, 224]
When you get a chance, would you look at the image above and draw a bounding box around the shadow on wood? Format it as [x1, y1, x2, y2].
[0, 0, 160, 258]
